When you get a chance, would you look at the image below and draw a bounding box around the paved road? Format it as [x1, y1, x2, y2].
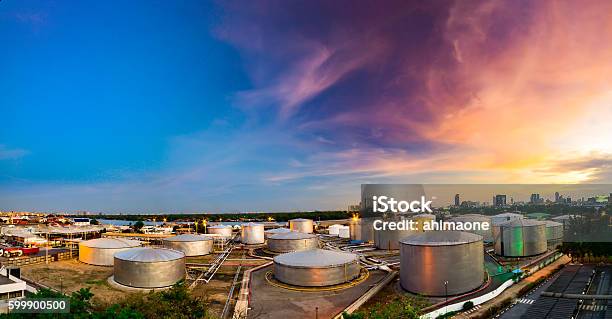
[498, 271, 562, 319]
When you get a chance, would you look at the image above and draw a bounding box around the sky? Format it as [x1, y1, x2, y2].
[1, 0, 611, 213]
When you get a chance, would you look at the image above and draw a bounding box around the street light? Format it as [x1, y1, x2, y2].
[444, 280, 449, 315]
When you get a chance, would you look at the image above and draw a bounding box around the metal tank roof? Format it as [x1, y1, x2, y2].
[274, 249, 357, 267]
[269, 232, 316, 240]
[499, 219, 545, 227]
[400, 231, 482, 246]
[290, 218, 312, 222]
[164, 234, 213, 242]
[265, 228, 292, 233]
[80, 238, 141, 249]
[114, 247, 184, 262]
[413, 213, 436, 218]
[208, 225, 232, 228]
[241, 222, 263, 227]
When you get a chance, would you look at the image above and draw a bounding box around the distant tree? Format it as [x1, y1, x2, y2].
[133, 221, 145, 233]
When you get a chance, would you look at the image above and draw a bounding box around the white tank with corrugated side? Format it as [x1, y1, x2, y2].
[289, 218, 314, 233]
[207, 225, 233, 238]
[328, 224, 343, 236]
[491, 212, 523, 226]
[79, 238, 141, 266]
[241, 222, 265, 244]
[493, 219, 547, 257]
[264, 227, 292, 239]
[400, 231, 484, 296]
[267, 232, 318, 253]
[162, 234, 213, 256]
[273, 249, 360, 286]
[113, 247, 185, 288]
[338, 226, 350, 238]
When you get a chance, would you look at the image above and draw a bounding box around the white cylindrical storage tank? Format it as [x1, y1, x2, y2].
[273, 249, 360, 286]
[450, 214, 493, 243]
[544, 220, 563, 249]
[289, 219, 314, 233]
[400, 231, 484, 296]
[494, 219, 546, 257]
[162, 234, 213, 256]
[79, 238, 141, 266]
[328, 224, 343, 236]
[338, 226, 350, 238]
[241, 223, 265, 245]
[207, 225, 233, 238]
[374, 228, 415, 250]
[113, 248, 185, 288]
[267, 232, 318, 253]
[264, 227, 292, 239]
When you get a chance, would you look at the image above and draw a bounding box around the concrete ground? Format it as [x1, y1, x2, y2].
[454, 255, 570, 319]
[247, 266, 387, 319]
[497, 270, 562, 319]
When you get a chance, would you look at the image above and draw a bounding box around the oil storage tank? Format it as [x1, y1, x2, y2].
[264, 227, 292, 239]
[400, 231, 484, 296]
[289, 219, 314, 233]
[374, 226, 415, 250]
[241, 223, 265, 245]
[350, 218, 374, 242]
[273, 249, 360, 286]
[451, 214, 493, 243]
[162, 234, 213, 256]
[338, 226, 350, 238]
[113, 247, 185, 288]
[79, 238, 141, 266]
[268, 232, 318, 253]
[328, 224, 343, 236]
[207, 225, 233, 238]
[494, 219, 546, 257]
[544, 220, 563, 249]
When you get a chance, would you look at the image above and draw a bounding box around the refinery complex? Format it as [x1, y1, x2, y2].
[0, 202, 608, 319]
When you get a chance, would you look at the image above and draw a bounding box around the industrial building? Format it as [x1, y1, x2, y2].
[400, 231, 484, 296]
[267, 232, 318, 253]
[241, 223, 265, 245]
[494, 219, 547, 257]
[450, 214, 493, 242]
[113, 247, 185, 289]
[162, 234, 213, 256]
[79, 238, 141, 266]
[207, 225, 233, 238]
[264, 227, 292, 239]
[289, 218, 314, 233]
[273, 249, 360, 286]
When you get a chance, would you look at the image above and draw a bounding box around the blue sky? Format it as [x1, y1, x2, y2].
[1, 1, 611, 213]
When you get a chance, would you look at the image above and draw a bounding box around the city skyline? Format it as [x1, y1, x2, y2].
[2, 1, 612, 212]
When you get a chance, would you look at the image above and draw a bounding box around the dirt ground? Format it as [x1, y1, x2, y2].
[20, 259, 130, 304]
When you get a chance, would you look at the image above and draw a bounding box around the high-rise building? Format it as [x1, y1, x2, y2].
[530, 193, 541, 204]
[454, 194, 460, 207]
[494, 195, 507, 207]
[609, 193, 612, 204]
[555, 192, 560, 203]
